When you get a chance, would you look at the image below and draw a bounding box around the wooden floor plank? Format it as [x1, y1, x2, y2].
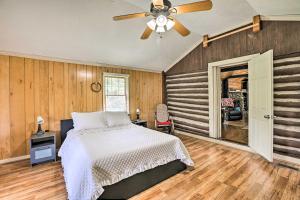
[0, 135, 299, 200]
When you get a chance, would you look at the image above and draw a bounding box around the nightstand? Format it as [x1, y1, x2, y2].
[30, 132, 56, 165]
[132, 120, 147, 128]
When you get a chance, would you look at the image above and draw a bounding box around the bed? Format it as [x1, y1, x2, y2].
[59, 117, 193, 200]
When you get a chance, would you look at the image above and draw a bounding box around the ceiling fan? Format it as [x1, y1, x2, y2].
[113, 0, 213, 40]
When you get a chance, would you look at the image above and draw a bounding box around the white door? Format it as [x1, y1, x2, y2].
[248, 50, 274, 162]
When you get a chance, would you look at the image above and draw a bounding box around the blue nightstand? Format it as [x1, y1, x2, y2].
[30, 132, 56, 166]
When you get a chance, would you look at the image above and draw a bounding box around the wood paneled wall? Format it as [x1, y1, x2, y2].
[165, 21, 300, 161]
[167, 21, 300, 75]
[0, 55, 163, 160]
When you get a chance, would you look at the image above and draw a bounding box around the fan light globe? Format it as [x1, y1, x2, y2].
[166, 19, 175, 30]
[156, 26, 165, 33]
[147, 19, 156, 30]
[156, 15, 167, 27]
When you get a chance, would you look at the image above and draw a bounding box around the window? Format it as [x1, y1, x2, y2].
[103, 73, 129, 112]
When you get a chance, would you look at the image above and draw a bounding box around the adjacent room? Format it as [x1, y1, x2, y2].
[221, 66, 248, 145]
[0, 0, 300, 200]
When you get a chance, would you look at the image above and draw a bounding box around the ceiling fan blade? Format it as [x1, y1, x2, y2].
[141, 27, 153, 40]
[173, 19, 191, 36]
[113, 12, 149, 21]
[152, 0, 164, 8]
[172, 0, 213, 15]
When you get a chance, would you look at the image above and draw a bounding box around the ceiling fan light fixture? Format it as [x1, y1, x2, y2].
[155, 15, 168, 27]
[156, 26, 165, 33]
[147, 19, 156, 30]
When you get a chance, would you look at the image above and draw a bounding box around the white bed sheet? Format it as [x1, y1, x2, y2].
[58, 124, 193, 200]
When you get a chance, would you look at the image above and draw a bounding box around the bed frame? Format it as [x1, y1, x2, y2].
[60, 119, 187, 200]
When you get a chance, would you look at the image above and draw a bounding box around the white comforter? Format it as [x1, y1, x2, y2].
[58, 124, 194, 200]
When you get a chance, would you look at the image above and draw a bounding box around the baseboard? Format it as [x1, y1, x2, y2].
[0, 155, 30, 165]
[274, 153, 300, 166]
[175, 130, 254, 153]
[176, 130, 300, 167]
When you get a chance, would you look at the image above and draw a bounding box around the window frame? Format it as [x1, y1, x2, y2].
[103, 72, 130, 113]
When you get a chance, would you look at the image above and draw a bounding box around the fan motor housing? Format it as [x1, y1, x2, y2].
[150, 0, 172, 14]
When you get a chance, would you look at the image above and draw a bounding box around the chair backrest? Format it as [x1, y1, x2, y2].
[156, 104, 169, 122]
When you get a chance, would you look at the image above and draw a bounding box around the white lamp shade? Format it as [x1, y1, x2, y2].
[37, 116, 44, 124]
[166, 19, 175, 31]
[156, 15, 168, 27]
[156, 26, 165, 33]
[147, 19, 156, 30]
[136, 108, 140, 114]
[147, 16, 175, 34]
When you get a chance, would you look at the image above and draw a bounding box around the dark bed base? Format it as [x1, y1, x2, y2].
[60, 119, 187, 200]
[101, 160, 186, 199]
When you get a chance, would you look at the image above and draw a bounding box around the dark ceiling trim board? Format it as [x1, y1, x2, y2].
[220, 65, 248, 72]
[225, 74, 248, 79]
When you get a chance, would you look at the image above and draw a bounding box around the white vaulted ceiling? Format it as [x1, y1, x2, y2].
[0, 0, 299, 71]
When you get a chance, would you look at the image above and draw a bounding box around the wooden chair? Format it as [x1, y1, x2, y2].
[155, 104, 174, 134]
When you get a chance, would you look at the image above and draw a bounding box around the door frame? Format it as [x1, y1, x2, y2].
[208, 54, 259, 139]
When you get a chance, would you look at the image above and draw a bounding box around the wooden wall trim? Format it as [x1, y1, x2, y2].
[0, 51, 162, 73]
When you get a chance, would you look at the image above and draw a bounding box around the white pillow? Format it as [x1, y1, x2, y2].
[105, 112, 131, 127]
[71, 112, 107, 131]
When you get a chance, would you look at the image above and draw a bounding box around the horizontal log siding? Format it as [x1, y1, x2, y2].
[273, 56, 300, 158]
[166, 71, 209, 137]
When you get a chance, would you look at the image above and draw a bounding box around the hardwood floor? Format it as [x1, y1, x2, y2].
[221, 124, 248, 145]
[0, 135, 299, 200]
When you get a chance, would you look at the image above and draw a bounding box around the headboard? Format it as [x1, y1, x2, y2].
[61, 119, 74, 144]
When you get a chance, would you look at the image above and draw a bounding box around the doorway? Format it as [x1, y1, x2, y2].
[220, 66, 248, 145]
[208, 51, 274, 162]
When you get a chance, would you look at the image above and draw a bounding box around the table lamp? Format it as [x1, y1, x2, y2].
[136, 108, 140, 120]
[36, 116, 45, 136]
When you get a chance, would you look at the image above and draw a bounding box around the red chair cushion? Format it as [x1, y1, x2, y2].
[157, 120, 172, 126]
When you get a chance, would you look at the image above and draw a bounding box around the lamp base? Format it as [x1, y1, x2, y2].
[36, 124, 44, 136]
[36, 131, 45, 136]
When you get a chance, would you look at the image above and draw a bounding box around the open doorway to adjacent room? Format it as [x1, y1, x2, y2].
[220, 65, 248, 145]
[209, 51, 274, 162]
